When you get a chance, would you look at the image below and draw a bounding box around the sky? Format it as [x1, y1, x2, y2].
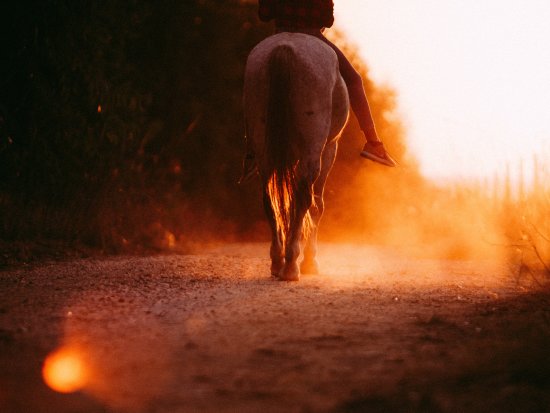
[333, 0, 550, 183]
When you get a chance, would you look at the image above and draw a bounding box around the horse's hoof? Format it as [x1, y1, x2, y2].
[300, 259, 319, 275]
[279, 263, 300, 281]
[271, 259, 285, 277]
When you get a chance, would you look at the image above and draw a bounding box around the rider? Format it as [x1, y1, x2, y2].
[240, 0, 397, 182]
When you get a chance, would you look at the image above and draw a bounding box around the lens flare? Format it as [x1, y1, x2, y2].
[42, 347, 87, 393]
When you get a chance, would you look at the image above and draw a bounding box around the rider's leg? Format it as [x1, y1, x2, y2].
[316, 36, 379, 142]
[316, 35, 397, 167]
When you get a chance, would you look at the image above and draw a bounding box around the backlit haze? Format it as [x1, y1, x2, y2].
[334, 0, 550, 183]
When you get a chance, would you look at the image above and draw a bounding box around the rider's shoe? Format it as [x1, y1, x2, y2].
[360, 141, 397, 167]
[238, 153, 258, 184]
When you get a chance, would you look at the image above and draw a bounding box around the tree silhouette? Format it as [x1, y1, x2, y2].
[0, 1, 414, 251]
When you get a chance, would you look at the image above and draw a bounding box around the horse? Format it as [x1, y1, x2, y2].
[243, 32, 350, 281]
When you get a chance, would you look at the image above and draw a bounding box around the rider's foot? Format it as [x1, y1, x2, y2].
[238, 153, 258, 184]
[360, 141, 397, 167]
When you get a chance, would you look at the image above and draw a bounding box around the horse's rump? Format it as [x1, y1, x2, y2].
[244, 33, 349, 279]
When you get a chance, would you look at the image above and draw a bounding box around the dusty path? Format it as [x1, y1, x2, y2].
[1, 243, 549, 412]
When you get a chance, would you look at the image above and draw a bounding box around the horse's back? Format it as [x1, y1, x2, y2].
[245, 32, 339, 83]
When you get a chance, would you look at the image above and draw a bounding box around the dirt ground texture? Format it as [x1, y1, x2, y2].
[1, 243, 550, 413]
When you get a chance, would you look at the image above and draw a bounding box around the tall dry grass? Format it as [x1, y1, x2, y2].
[496, 155, 550, 282]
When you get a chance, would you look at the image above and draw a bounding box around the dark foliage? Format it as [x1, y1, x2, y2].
[0, 0, 272, 249]
[0, 1, 411, 252]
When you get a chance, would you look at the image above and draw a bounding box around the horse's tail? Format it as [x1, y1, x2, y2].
[265, 44, 312, 248]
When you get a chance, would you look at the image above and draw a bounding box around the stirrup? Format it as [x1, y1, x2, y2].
[238, 166, 258, 184]
[238, 155, 258, 184]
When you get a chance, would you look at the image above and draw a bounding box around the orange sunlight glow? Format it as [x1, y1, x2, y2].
[42, 347, 88, 393]
[334, 0, 550, 184]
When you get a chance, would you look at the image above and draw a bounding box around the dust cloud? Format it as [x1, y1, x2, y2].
[313, 33, 508, 264]
[151, 31, 546, 278]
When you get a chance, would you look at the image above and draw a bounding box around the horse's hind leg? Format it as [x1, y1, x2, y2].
[280, 178, 314, 281]
[300, 194, 321, 275]
[301, 141, 338, 275]
[263, 185, 284, 277]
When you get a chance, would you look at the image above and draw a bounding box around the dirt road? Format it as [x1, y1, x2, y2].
[1, 243, 549, 412]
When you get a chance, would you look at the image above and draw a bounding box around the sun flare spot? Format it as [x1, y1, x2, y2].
[42, 347, 87, 393]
